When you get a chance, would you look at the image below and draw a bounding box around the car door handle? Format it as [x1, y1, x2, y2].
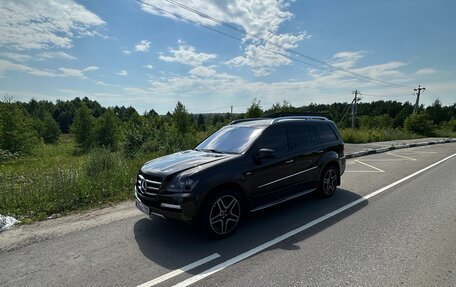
[316, 150, 324, 154]
[285, 159, 294, 164]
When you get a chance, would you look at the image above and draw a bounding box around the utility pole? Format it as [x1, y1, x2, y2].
[352, 90, 360, 128]
[413, 85, 425, 113]
[230, 105, 233, 115]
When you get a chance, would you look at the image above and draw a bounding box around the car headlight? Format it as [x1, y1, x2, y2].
[167, 173, 199, 193]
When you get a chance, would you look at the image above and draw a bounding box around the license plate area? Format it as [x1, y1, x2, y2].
[136, 200, 150, 215]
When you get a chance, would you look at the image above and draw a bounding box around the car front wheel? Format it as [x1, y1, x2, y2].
[201, 190, 242, 238]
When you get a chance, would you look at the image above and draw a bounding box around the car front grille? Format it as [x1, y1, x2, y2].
[136, 173, 162, 198]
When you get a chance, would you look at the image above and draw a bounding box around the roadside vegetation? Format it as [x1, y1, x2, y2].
[0, 97, 455, 222]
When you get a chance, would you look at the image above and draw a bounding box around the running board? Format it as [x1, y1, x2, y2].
[250, 188, 316, 212]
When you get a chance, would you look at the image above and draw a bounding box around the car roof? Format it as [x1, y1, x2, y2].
[230, 116, 331, 128]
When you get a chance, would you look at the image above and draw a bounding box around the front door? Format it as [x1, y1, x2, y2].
[249, 126, 295, 200]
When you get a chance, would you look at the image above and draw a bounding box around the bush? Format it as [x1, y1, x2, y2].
[340, 128, 421, 143]
[40, 114, 61, 144]
[0, 149, 20, 162]
[404, 113, 435, 136]
[0, 101, 40, 154]
[359, 114, 393, 129]
[94, 109, 122, 151]
[71, 106, 95, 151]
[448, 119, 456, 132]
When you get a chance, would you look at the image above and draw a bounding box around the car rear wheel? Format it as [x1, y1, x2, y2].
[201, 190, 242, 238]
[318, 165, 339, 198]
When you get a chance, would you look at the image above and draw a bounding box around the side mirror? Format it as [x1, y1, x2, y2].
[256, 148, 276, 160]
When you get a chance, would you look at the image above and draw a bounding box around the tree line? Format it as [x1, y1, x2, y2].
[0, 96, 455, 158]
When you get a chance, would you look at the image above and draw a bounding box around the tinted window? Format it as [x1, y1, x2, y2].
[258, 127, 288, 154]
[315, 124, 338, 143]
[289, 124, 317, 149]
[196, 126, 263, 154]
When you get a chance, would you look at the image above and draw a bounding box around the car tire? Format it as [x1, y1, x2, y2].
[317, 165, 339, 198]
[201, 189, 242, 239]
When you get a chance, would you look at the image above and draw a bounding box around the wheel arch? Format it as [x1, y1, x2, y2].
[318, 152, 341, 185]
[198, 182, 248, 217]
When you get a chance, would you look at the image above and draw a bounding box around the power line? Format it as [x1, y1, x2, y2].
[137, 0, 414, 89]
[136, 1, 334, 72]
[159, 0, 415, 89]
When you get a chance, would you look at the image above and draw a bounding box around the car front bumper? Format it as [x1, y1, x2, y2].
[134, 187, 198, 222]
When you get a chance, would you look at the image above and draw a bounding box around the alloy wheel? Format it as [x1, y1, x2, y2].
[209, 195, 241, 235]
[323, 168, 337, 196]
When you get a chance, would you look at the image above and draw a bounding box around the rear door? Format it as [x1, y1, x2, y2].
[289, 123, 320, 187]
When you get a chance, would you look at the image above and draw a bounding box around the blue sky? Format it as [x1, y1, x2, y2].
[0, 0, 455, 114]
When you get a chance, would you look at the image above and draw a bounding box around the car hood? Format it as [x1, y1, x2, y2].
[141, 150, 234, 176]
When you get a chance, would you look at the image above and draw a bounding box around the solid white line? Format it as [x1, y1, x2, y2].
[136, 253, 221, 287]
[386, 152, 417, 161]
[172, 153, 456, 287]
[354, 160, 385, 172]
[358, 159, 407, 162]
[345, 170, 383, 173]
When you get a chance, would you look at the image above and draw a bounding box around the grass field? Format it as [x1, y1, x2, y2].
[0, 135, 154, 223]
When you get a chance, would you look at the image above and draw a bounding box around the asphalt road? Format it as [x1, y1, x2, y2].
[1, 143, 455, 287]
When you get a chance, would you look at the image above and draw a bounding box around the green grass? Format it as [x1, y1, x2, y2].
[0, 135, 150, 223]
[339, 128, 423, 143]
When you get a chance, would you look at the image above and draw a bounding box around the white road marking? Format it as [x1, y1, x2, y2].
[136, 253, 220, 287]
[345, 170, 383, 173]
[386, 152, 417, 161]
[354, 160, 385, 172]
[358, 159, 407, 162]
[172, 153, 456, 287]
[398, 151, 438, 154]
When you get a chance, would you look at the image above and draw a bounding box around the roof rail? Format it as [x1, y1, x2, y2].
[229, 118, 265, 125]
[271, 116, 328, 124]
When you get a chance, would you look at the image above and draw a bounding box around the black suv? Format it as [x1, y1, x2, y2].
[135, 116, 345, 237]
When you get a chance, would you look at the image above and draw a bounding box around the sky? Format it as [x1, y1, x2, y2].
[0, 0, 455, 114]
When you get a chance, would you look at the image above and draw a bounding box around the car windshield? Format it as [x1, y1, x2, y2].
[195, 126, 264, 154]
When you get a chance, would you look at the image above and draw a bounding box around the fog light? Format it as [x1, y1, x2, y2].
[160, 203, 181, 210]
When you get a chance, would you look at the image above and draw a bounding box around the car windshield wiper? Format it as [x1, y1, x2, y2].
[201, 148, 224, 154]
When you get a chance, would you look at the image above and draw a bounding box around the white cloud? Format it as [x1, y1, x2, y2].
[415, 68, 437, 75]
[0, 59, 56, 77]
[159, 44, 217, 66]
[135, 40, 151, 52]
[227, 32, 308, 76]
[58, 67, 86, 79]
[143, 64, 154, 70]
[141, 0, 308, 76]
[123, 50, 132, 55]
[133, 50, 418, 112]
[83, 66, 99, 71]
[189, 66, 217, 78]
[331, 51, 367, 69]
[0, 59, 96, 79]
[117, 70, 128, 76]
[37, 51, 77, 60]
[0, 52, 32, 62]
[0, 0, 105, 50]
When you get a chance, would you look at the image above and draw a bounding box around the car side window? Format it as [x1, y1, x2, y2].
[289, 124, 317, 149]
[314, 124, 338, 143]
[258, 126, 288, 154]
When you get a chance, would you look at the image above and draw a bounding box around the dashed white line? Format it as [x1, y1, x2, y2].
[386, 152, 417, 161]
[136, 253, 220, 287]
[354, 160, 385, 172]
[171, 152, 456, 287]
